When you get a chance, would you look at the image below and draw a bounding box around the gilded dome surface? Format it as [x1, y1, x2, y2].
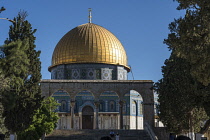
[49, 23, 129, 71]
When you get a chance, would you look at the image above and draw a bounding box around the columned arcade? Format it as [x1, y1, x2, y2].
[41, 80, 154, 129]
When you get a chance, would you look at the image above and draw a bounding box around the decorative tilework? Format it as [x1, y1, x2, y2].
[66, 69, 72, 79]
[82, 96, 94, 100]
[78, 101, 96, 113]
[101, 68, 112, 80]
[87, 68, 95, 79]
[96, 69, 101, 79]
[51, 70, 56, 79]
[50, 63, 128, 80]
[52, 90, 70, 113]
[57, 69, 65, 79]
[81, 69, 86, 79]
[117, 67, 127, 80]
[118, 69, 124, 80]
[124, 71, 127, 80]
[72, 69, 80, 79]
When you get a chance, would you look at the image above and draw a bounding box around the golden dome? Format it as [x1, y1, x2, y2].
[49, 23, 129, 71]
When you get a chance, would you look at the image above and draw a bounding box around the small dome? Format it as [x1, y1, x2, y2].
[49, 23, 129, 71]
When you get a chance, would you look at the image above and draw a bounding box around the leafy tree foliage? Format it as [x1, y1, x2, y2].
[1, 40, 40, 133]
[0, 103, 7, 133]
[156, 0, 210, 134]
[155, 53, 209, 134]
[0, 69, 9, 92]
[18, 97, 59, 140]
[5, 11, 41, 90]
[0, 70, 9, 134]
[165, 0, 210, 86]
[0, 12, 42, 134]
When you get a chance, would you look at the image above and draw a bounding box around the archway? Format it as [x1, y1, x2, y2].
[51, 89, 70, 129]
[98, 91, 119, 129]
[41, 80, 154, 129]
[130, 90, 144, 129]
[82, 106, 94, 129]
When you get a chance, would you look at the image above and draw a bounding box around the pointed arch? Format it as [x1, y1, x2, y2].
[51, 89, 71, 113]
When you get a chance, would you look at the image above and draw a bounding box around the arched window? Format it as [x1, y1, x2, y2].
[61, 100, 67, 112]
[109, 101, 115, 112]
[99, 101, 104, 112]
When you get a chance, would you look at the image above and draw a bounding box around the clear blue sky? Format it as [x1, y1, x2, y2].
[0, 0, 185, 82]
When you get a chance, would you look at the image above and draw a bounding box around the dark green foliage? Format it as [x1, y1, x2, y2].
[166, 0, 210, 86]
[155, 53, 208, 134]
[0, 12, 42, 133]
[156, 0, 210, 134]
[0, 69, 10, 92]
[0, 73, 8, 134]
[18, 97, 59, 140]
[1, 40, 41, 133]
[174, 0, 210, 10]
[0, 104, 7, 134]
[0, 57, 10, 134]
[5, 11, 41, 88]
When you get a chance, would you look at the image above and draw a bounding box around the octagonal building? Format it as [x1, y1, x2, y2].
[41, 12, 154, 130]
[49, 23, 130, 80]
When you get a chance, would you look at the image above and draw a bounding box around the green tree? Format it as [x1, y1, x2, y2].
[0, 12, 42, 136]
[18, 97, 59, 140]
[155, 53, 209, 134]
[159, 0, 210, 134]
[0, 103, 7, 133]
[1, 40, 40, 132]
[0, 4, 9, 134]
[165, 0, 210, 86]
[0, 70, 9, 134]
[0, 69, 9, 92]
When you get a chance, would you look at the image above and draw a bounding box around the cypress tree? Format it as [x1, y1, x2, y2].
[1, 11, 42, 134]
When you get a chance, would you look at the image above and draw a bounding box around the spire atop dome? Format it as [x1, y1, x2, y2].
[88, 8, 92, 23]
